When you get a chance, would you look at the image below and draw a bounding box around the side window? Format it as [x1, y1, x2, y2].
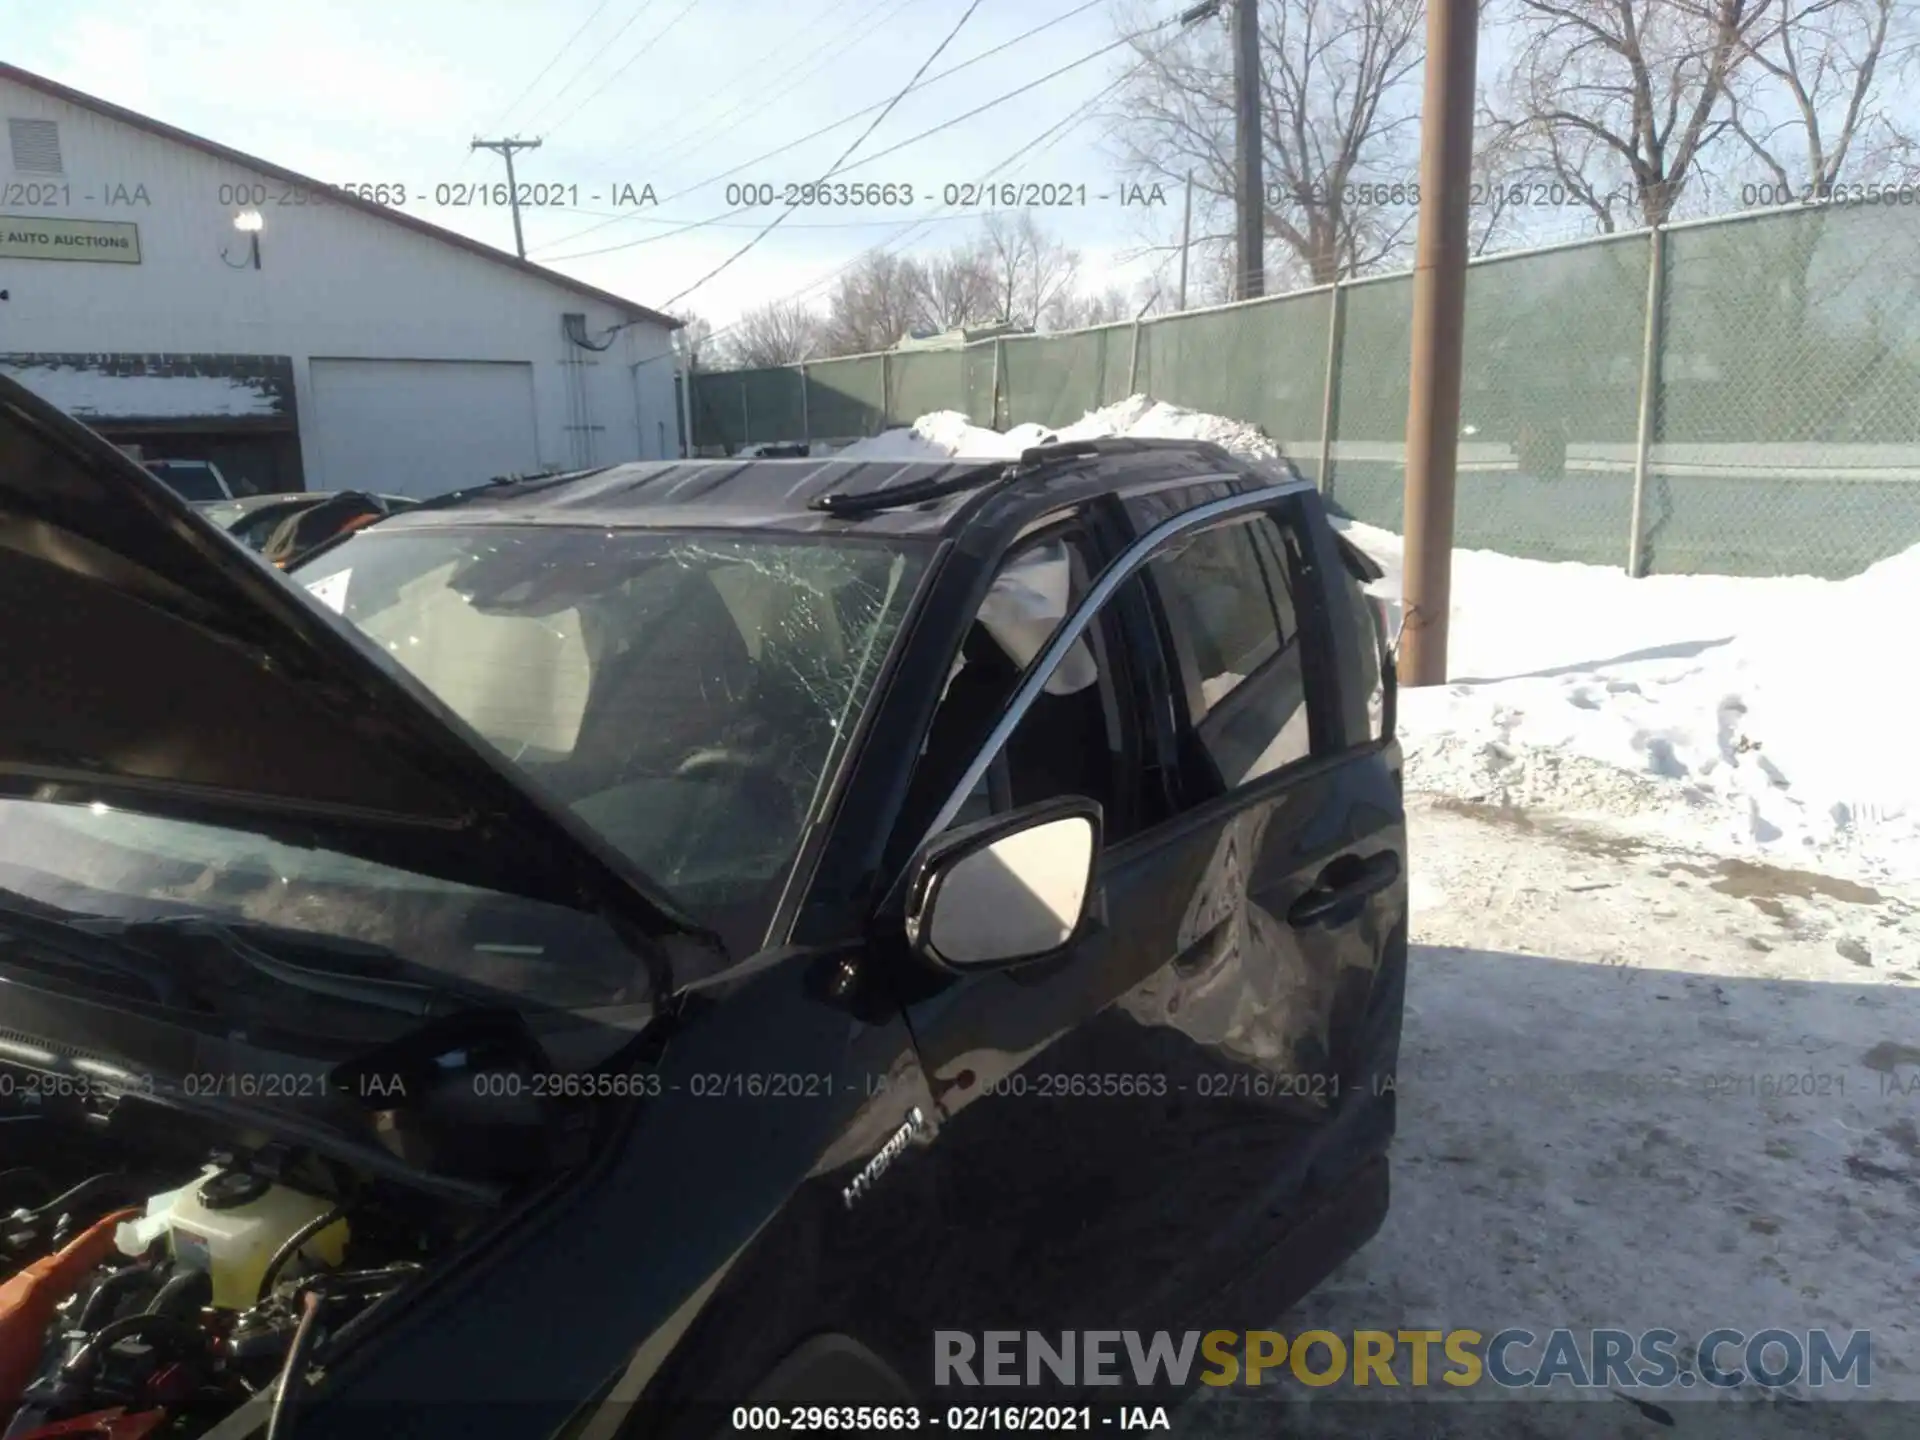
[1335, 562, 1388, 743]
[900, 530, 1144, 851]
[1147, 512, 1311, 792]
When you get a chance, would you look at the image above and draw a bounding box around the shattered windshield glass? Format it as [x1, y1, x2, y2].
[292, 525, 928, 953]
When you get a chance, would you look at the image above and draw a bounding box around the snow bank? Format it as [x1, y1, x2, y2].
[0, 366, 279, 419]
[1347, 520, 1920, 885]
[832, 396, 1282, 463]
[860, 399, 1920, 885]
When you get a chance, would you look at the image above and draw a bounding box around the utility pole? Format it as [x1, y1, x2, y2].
[470, 136, 542, 259]
[1397, 0, 1479, 687]
[1233, 0, 1264, 300]
[1178, 171, 1193, 310]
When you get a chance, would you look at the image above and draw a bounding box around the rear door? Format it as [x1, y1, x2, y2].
[895, 483, 1409, 1354]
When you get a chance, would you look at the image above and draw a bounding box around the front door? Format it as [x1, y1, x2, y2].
[895, 485, 1409, 1392]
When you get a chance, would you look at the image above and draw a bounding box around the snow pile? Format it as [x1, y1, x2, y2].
[1344, 519, 1920, 885]
[1, 366, 280, 419]
[832, 395, 1282, 463]
[859, 401, 1919, 886]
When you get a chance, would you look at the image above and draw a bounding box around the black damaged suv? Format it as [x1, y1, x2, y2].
[0, 374, 1402, 1440]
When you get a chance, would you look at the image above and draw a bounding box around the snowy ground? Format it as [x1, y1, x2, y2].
[1351, 520, 1919, 895]
[838, 401, 1920, 1431]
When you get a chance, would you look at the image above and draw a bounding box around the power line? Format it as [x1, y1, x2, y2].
[616, 0, 854, 161]
[664, 54, 1147, 364]
[671, 0, 1109, 184]
[640, 0, 924, 176]
[536, 5, 1183, 265]
[540, 0, 714, 141]
[481, 0, 621, 135]
[518, 0, 663, 135]
[574, 9, 1166, 357]
[529, 0, 1110, 256]
[818, 32, 1153, 179]
[657, 0, 988, 307]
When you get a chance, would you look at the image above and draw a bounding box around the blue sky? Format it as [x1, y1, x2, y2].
[11, 0, 1187, 328]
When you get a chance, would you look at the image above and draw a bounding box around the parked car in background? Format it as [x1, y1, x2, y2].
[142, 458, 235, 501]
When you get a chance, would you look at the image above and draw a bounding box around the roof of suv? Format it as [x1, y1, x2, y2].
[367, 439, 1311, 541]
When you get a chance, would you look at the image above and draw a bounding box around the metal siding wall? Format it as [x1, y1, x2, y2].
[0, 76, 673, 476]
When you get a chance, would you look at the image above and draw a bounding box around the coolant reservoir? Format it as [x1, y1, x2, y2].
[132, 1166, 350, 1310]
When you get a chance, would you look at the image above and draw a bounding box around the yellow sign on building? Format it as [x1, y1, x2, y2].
[0, 215, 141, 263]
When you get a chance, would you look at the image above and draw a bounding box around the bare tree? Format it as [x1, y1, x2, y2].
[1112, 0, 1424, 286]
[1724, 0, 1920, 197]
[1178, 240, 1244, 308]
[977, 212, 1084, 328]
[718, 298, 823, 368]
[819, 252, 929, 356]
[807, 216, 1104, 359]
[1042, 284, 1132, 331]
[916, 242, 998, 330]
[672, 310, 715, 370]
[1467, 113, 1535, 254]
[1494, 0, 1764, 231]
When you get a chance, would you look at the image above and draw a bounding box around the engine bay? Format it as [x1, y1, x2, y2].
[0, 1060, 495, 1440]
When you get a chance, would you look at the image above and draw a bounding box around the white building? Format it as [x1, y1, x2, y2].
[0, 63, 686, 498]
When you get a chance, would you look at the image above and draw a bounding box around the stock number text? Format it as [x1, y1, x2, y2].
[725, 182, 916, 208]
[1743, 180, 1919, 208]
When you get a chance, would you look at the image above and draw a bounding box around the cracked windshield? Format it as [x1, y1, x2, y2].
[296, 527, 925, 948]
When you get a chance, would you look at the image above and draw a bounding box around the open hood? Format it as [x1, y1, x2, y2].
[0, 374, 720, 961]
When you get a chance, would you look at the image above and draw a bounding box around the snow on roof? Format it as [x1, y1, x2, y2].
[0, 363, 281, 419]
[834, 396, 1282, 462]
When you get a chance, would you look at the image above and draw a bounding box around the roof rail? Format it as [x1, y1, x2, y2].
[808, 434, 1288, 518]
[1014, 436, 1236, 465]
[807, 458, 1011, 517]
[406, 463, 617, 514]
[1018, 434, 1310, 487]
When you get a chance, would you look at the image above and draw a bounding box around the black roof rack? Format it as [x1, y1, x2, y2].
[807, 459, 1015, 517]
[1019, 434, 1309, 485]
[805, 436, 1236, 519]
[404, 463, 618, 515]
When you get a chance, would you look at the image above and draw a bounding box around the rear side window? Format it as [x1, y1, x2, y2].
[148, 463, 225, 501]
[1147, 513, 1310, 790]
[1340, 567, 1387, 742]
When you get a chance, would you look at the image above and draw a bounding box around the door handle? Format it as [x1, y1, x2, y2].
[1287, 851, 1401, 927]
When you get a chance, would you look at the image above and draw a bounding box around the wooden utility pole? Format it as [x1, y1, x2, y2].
[1178, 171, 1193, 310]
[1233, 0, 1264, 300]
[471, 136, 542, 259]
[1396, 0, 1479, 687]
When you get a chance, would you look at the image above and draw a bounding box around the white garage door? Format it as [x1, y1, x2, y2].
[308, 359, 539, 499]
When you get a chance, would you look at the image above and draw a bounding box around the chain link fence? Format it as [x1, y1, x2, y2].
[691, 202, 1920, 577]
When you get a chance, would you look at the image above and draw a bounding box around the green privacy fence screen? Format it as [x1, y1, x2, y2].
[691, 202, 1920, 578]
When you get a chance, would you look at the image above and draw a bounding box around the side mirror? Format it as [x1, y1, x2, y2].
[904, 798, 1101, 971]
